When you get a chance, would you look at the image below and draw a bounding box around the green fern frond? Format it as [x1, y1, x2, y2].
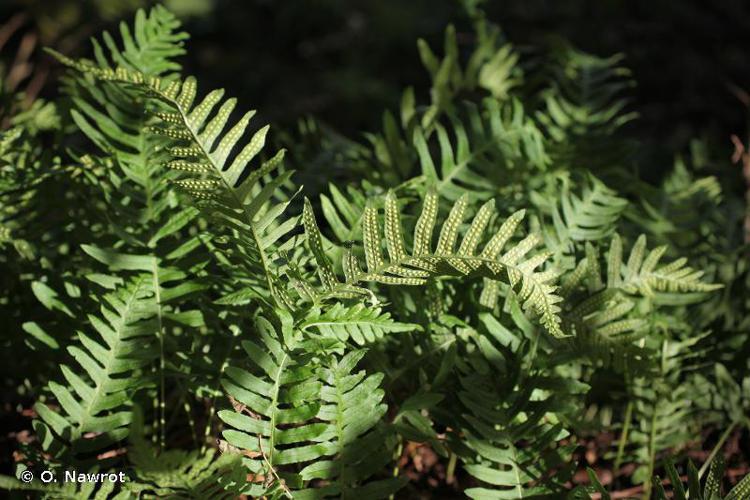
[33, 277, 158, 463]
[458, 365, 577, 498]
[300, 303, 421, 345]
[52, 51, 294, 305]
[218, 316, 324, 497]
[647, 454, 750, 500]
[417, 20, 523, 125]
[304, 192, 564, 337]
[294, 350, 406, 498]
[611, 234, 723, 296]
[415, 99, 549, 202]
[533, 174, 627, 261]
[0, 474, 131, 499]
[538, 43, 636, 141]
[126, 408, 242, 499]
[218, 318, 402, 498]
[87, 6, 187, 76]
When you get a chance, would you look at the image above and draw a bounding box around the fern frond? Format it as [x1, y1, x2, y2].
[415, 99, 549, 202]
[611, 234, 723, 296]
[457, 360, 577, 498]
[126, 408, 242, 499]
[300, 303, 420, 346]
[533, 174, 627, 262]
[52, 51, 294, 305]
[33, 277, 158, 462]
[304, 192, 564, 337]
[92, 6, 188, 76]
[218, 316, 324, 497]
[218, 318, 402, 498]
[0, 474, 131, 499]
[537, 43, 636, 143]
[295, 350, 406, 498]
[417, 20, 523, 125]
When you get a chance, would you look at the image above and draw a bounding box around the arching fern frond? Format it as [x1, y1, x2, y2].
[51, 53, 294, 306]
[304, 192, 564, 337]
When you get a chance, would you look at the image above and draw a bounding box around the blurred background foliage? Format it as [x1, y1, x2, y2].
[3, 0, 750, 167]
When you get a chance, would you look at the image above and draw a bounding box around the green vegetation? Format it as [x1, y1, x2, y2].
[0, 4, 748, 499]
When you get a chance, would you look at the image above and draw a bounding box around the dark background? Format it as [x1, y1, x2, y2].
[3, 0, 750, 166]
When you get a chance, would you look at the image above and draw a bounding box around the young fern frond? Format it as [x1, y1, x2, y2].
[300, 303, 420, 346]
[610, 233, 723, 296]
[33, 277, 158, 463]
[533, 174, 628, 263]
[556, 234, 719, 369]
[304, 192, 564, 337]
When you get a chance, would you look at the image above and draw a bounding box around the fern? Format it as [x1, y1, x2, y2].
[33, 277, 158, 463]
[304, 192, 564, 336]
[2, 5, 743, 499]
[300, 303, 420, 346]
[126, 408, 243, 499]
[218, 317, 403, 498]
[415, 99, 550, 202]
[532, 173, 628, 264]
[53, 50, 293, 306]
[455, 333, 580, 498]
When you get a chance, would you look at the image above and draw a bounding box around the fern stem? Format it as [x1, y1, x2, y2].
[614, 399, 633, 474]
[200, 327, 240, 454]
[393, 439, 403, 480]
[446, 451, 457, 485]
[698, 421, 737, 480]
[183, 399, 198, 447]
[151, 257, 166, 451]
[643, 342, 667, 499]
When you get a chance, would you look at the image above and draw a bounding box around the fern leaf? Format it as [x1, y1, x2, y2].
[52, 52, 294, 305]
[218, 318, 402, 498]
[615, 234, 722, 296]
[304, 190, 564, 337]
[33, 278, 158, 462]
[126, 408, 242, 499]
[300, 303, 420, 345]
